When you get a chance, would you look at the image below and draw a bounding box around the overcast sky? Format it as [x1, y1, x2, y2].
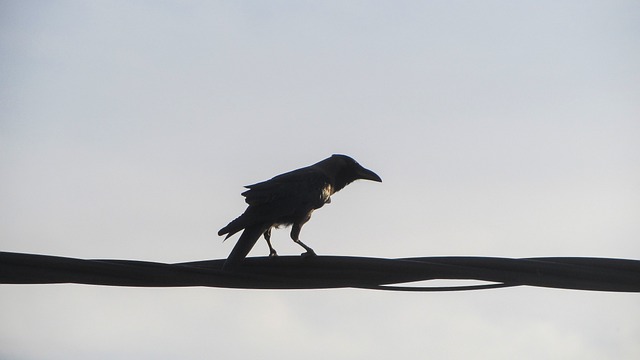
[1, 1, 639, 359]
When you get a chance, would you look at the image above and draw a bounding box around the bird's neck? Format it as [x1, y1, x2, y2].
[332, 175, 355, 192]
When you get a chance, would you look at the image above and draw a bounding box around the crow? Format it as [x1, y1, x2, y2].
[218, 154, 382, 271]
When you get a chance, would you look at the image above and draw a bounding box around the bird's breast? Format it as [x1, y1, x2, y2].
[321, 183, 333, 204]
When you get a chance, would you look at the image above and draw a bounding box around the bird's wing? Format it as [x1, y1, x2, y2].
[242, 167, 330, 208]
[218, 168, 330, 239]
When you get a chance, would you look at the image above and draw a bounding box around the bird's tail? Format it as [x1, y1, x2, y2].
[218, 214, 246, 240]
[222, 223, 270, 271]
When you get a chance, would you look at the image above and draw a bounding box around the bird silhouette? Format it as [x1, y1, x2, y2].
[219, 154, 382, 271]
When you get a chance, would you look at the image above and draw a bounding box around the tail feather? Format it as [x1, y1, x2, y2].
[222, 223, 270, 271]
[218, 214, 249, 239]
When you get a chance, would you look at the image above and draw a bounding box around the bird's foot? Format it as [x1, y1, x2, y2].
[301, 250, 317, 258]
[269, 250, 278, 257]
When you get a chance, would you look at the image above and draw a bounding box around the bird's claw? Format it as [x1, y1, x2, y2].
[269, 251, 278, 257]
[301, 250, 317, 258]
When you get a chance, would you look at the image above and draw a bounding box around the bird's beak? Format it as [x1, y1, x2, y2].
[357, 166, 382, 182]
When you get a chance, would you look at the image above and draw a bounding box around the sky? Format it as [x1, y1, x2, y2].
[1, 1, 639, 359]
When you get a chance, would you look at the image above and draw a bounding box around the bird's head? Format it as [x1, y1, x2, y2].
[322, 154, 382, 191]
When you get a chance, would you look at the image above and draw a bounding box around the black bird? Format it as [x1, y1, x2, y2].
[218, 154, 382, 271]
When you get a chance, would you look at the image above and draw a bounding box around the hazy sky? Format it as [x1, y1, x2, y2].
[1, 1, 639, 359]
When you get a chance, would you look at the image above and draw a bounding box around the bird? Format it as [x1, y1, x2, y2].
[218, 154, 382, 271]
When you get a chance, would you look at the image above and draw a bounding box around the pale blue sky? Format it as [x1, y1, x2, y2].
[1, 1, 639, 359]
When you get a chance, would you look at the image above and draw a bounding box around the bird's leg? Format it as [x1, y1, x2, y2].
[290, 224, 316, 257]
[263, 228, 278, 257]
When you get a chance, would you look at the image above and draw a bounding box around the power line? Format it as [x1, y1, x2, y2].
[1, 252, 639, 292]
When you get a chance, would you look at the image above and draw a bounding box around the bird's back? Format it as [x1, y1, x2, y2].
[218, 167, 331, 238]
